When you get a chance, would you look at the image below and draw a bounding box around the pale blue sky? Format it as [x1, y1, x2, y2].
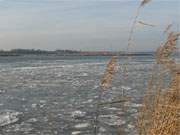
[0, 0, 179, 51]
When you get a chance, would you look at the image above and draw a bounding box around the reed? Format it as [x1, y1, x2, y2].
[164, 24, 172, 34]
[138, 21, 155, 27]
[100, 56, 118, 90]
[148, 73, 180, 135]
[125, 0, 152, 81]
[138, 31, 180, 135]
[94, 56, 118, 135]
[125, 1, 154, 134]
[156, 32, 180, 72]
[127, 0, 152, 50]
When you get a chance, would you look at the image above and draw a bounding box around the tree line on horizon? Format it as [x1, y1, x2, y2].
[0, 49, 157, 57]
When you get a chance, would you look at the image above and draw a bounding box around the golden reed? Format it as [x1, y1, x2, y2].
[100, 56, 118, 90]
[138, 31, 180, 135]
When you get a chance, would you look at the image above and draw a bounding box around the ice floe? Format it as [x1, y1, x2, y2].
[0, 110, 21, 127]
[0, 89, 6, 94]
[74, 123, 90, 129]
[121, 86, 131, 90]
[8, 122, 33, 132]
[72, 131, 81, 135]
[71, 110, 86, 119]
[31, 104, 37, 108]
[100, 115, 126, 126]
[26, 118, 38, 123]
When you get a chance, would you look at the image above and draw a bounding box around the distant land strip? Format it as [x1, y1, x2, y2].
[0, 49, 158, 57]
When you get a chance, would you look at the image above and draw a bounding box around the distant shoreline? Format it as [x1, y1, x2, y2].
[0, 49, 155, 57]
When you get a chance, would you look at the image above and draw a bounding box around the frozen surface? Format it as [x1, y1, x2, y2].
[0, 55, 155, 135]
[0, 110, 21, 127]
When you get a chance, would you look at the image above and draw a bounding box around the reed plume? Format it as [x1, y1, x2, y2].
[127, 0, 152, 48]
[100, 56, 118, 90]
[140, 0, 152, 7]
[94, 56, 118, 135]
[125, 0, 152, 80]
[156, 32, 180, 72]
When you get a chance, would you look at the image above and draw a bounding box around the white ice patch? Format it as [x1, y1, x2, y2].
[100, 115, 126, 126]
[82, 99, 93, 104]
[0, 110, 21, 127]
[71, 110, 86, 118]
[9, 122, 33, 132]
[39, 100, 46, 104]
[72, 131, 81, 135]
[76, 73, 88, 77]
[99, 127, 106, 132]
[128, 124, 135, 129]
[31, 104, 37, 108]
[74, 123, 90, 129]
[0, 89, 5, 94]
[130, 103, 143, 107]
[125, 103, 143, 108]
[106, 107, 122, 111]
[26, 118, 38, 123]
[121, 86, 131, 90]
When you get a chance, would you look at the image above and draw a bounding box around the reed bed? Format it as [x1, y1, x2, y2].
[148, 73, 180, 135]
[124, 0, 180, 134]
[95, 1, 180, 134]
[138, 31, 180, 135]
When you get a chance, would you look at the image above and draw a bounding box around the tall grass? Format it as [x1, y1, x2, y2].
[138, 31, 180, 135]
[100, 56, 118, 90]
[94, 56, 118, 134]
[95, 1, 180, 134]
[125, 1, 180, 134]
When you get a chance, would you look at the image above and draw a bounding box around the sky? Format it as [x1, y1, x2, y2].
[0, 0, 179, 52]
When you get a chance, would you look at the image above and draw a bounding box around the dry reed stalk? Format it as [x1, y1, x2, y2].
[125, 0, 152, 80]
[138, 21, 155, 27]
[137, 72, 155, 135]
[128, 0, 152, 49]
[100, 56, 118, 90]
[94, 56, 118, 135]
[148, 73, 180, 135]
[126, 1, 153, 134]
[138, 31, 180, 135]
[156, 32, 180, 72]
[164, 24, 172, 34]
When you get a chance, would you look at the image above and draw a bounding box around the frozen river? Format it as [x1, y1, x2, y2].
[0, 55, 154, 135]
